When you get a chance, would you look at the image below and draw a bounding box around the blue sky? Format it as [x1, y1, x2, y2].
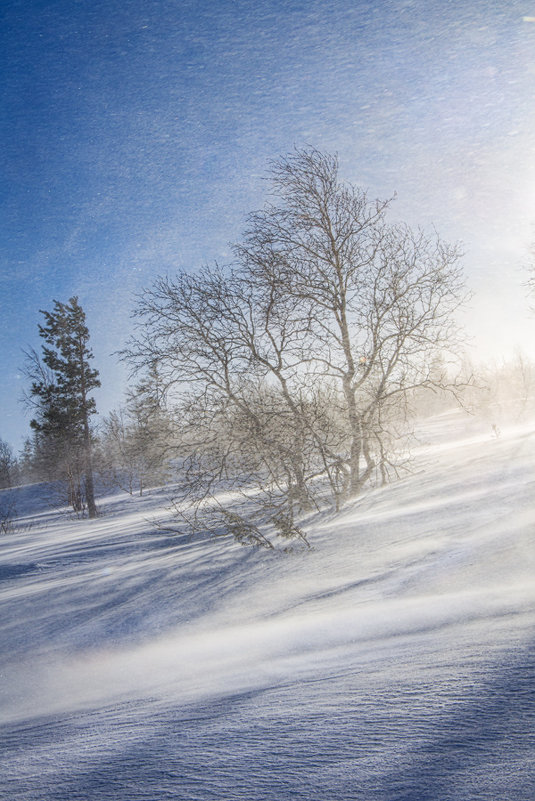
[2, 0, 535, 449]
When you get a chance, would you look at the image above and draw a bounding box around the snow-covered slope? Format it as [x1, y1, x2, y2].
[1, 411, 534, 800]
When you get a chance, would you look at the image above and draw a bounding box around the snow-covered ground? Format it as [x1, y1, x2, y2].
[1, 410, 534, 800]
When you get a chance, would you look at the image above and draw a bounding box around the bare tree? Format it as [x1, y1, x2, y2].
[125, 149, 467, 546]
[125, 267, 322, 545]
[236, 149, 467, 496]
[469, 352, 535, 425]
[0, 438, 17, 489]
[99, 368, 175, 496]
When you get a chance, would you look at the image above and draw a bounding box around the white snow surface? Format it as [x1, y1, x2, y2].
[1, 410, 534, 800]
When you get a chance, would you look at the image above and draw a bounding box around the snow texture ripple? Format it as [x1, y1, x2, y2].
[1, 411, 534, 800]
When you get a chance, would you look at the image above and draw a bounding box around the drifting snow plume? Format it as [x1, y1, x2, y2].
[1, 410, 534, 799]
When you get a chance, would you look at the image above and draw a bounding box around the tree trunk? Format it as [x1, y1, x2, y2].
[83, 423, 97, 518]
[343, 374, 363, 498]
[348, 434, 361, 497]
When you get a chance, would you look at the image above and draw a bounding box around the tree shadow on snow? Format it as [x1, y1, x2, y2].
[2, 637, 534, 801]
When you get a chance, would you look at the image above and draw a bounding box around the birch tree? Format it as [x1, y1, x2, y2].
[126, 149, 466, 544]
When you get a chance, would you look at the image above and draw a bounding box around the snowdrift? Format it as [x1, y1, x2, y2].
[1, 410, 534, 800]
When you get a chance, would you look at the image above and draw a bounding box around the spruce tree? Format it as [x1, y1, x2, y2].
[29, 297, 100, 517]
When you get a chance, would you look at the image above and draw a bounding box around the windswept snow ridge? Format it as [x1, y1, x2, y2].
[1, 411, 534, 800]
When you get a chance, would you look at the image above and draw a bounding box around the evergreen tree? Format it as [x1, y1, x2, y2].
[28, 297, 100, 517]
